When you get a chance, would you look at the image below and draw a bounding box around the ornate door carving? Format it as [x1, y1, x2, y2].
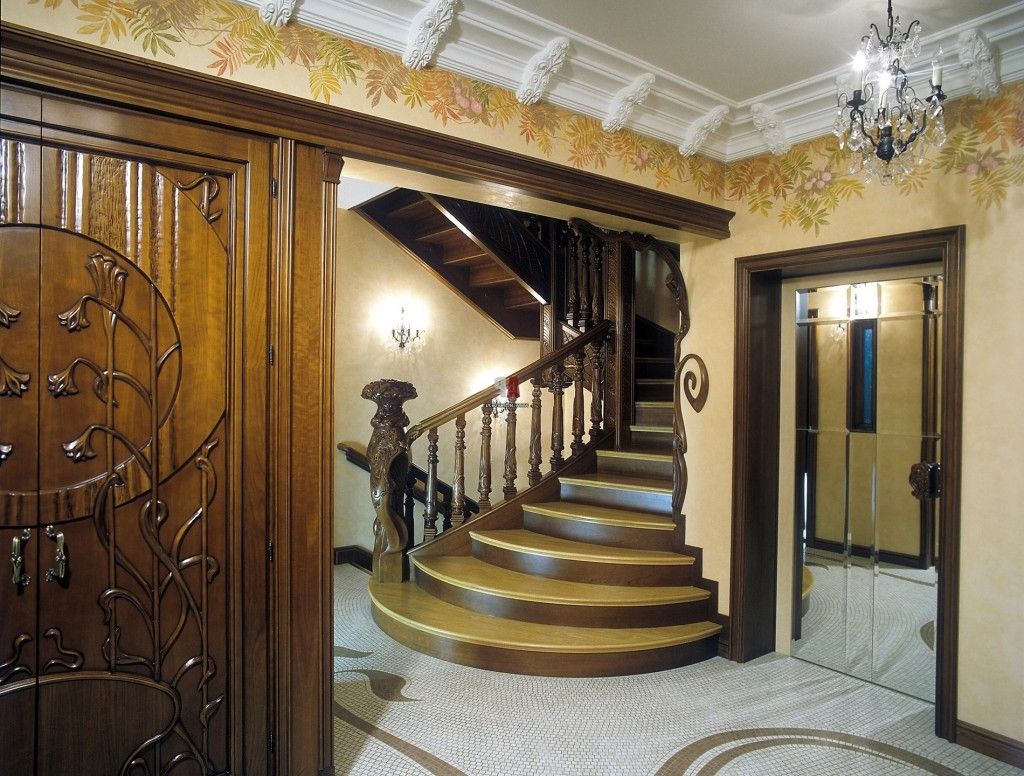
[0, 94, 269, 775]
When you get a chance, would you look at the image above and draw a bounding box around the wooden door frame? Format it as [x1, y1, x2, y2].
[729, 226, 965, 740]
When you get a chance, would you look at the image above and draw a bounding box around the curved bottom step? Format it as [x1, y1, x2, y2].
[370, 579, 721, 677]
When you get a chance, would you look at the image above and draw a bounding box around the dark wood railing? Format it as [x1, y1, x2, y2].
[362, 320, 611, 583]
[570, 220, 709, 534]
[337, 441, 480, 538]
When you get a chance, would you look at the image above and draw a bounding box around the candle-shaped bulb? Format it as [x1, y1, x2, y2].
[932, 49, 943, 86]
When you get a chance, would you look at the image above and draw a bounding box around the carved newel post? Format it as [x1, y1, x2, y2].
[362, 379, 417, 583]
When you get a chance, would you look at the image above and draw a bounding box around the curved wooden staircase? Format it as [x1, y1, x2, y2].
[366, 315, 721, 677]
[369, 443, 721, 676]
[358, 220, 718, 677]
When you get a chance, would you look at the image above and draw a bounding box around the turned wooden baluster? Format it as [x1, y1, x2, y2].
[502, 400, 518, 499]
[528, 379, 544, 486]
[566, 228, 580, 327]
[588, 339, 605, 441]
[451, 413, 467, 528]
[549, 363, 569, 471]
[591, 237, 604, 323]
[478, 401, 493, 512]
[361, 379, 416, 583]
[579, 234, 592, 329]
[422, 426, 440, 540]
[571, 348, 586, 455]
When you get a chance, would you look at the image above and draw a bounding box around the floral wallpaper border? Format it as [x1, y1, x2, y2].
[15, 0, 1024, 233]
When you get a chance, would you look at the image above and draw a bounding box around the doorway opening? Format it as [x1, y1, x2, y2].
[729, 227, 965, 739]
[781, 271, 944, 703]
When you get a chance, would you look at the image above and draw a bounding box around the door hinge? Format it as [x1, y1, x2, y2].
[267, 729, 275, 753]
[267, 344, 275, 366]
[270, 178, 278, 198]
[267, 540, 274, 563]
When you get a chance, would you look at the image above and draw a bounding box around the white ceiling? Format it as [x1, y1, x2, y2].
[246, 0, 1024, 161]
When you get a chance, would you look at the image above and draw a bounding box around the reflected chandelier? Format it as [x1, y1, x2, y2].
[834, 0, 947, 184]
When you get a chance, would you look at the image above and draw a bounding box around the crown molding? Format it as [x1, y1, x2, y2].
[236, 0, 1024, 162]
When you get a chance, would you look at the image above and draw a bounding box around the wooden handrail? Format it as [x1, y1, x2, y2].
[336, 441, 480, 516]
[406, 319, 611, 443]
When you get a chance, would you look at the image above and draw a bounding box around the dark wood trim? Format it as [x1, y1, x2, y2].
[805, 538, 929, 570]
[956, 722, 1024, 768]
[0, 24, 734, 238]
[730, 226, 965, 742]
[333, 545, 373, 573]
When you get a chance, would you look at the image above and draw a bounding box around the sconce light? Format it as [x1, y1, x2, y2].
[392, 305, 424, 349]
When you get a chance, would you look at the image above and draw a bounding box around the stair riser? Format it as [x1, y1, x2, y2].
[636, 361, 673, 379]
[471, 537, 694, 585]
[415, 571, 709, 628]
[371, 603, 719, 676]
[559, 482, 672, 514]
[595, 455, 672, 479]
[627, 429, 673, 450]
[635, 404, 673, 425]
[635, 383, 673, 402]
[523, 510, 674, 551]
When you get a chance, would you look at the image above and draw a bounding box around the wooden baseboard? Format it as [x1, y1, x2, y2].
[956, 721, 1024, 768]
[333, 545, 372, 573]
[714, 614, 730, 658]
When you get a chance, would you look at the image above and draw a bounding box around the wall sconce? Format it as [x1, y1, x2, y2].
[392, 305, 424, 349]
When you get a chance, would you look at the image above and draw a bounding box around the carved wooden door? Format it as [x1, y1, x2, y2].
[0, 90, 270, 775]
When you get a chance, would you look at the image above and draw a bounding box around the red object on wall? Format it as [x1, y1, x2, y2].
[506, 375, 520, 399]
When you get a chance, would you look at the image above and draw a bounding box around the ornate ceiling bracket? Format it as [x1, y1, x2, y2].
[678, 105, 729, 157]
[750, 103, 791, 156]
[602, 73, 655, 133]
[958, 28, 1000, 97]
[260, 0, 298, 27]
[403, 0, 459, 70]
[517, 37, 571, 106]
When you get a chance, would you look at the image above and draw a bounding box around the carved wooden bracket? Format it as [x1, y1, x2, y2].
[362, 379, 417, 583]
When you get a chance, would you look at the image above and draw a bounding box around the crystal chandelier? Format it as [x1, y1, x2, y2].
[834, 0, 947, 184]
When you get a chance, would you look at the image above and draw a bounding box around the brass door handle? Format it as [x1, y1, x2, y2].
[44, 525, 67, 582]
[10, 529, 30, 587]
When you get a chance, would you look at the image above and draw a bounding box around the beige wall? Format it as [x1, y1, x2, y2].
[333, 211, 539, 550]
[6, 0, 1022, 743]
[684, 187, 1024, 741]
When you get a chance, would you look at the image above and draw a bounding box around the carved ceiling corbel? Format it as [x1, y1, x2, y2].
[516, 37, 571, 106]
[260, 0, 298, 27]
[678, 105, 729, 157]
[403, 0, 460, 70]
[602, 73, 655, 132]
[750, 102, 791, 156]
[958, 28, 1000, 98]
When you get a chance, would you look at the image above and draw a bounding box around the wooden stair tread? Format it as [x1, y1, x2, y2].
[471, 528, 690, 565]
[636, 357, 673, 363]
[596, 449, 672, 463]
[370, 580, 720, 653]
[635, 401, 673, 408]
[636, 378, 673, 385]
[559, 472, 672, 494]
[414, 555, 706, 606]
[524, 500, 673, 530]
[629, 424, 672, 434]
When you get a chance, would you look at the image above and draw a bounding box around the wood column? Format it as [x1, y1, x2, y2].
[272, 143, 342, 776]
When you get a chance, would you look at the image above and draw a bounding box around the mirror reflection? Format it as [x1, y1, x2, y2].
[791, 275, 943, 702]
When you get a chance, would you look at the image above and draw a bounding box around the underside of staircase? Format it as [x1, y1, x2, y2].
[368, 322, 723, 677]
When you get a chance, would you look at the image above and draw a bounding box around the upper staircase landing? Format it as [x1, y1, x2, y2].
[358, 189, 550, 338]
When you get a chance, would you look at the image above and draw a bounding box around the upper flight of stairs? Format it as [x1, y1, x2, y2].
[358, 188, 547, 338]
[368, 322, 722, 676]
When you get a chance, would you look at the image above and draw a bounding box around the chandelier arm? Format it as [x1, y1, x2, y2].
[867, 23, 884, 48]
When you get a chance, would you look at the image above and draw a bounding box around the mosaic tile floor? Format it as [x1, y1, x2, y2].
[332, 565, 1019, 776]
[793, 550, 937, 701]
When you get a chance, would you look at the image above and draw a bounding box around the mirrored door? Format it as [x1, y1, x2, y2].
[791, 275, 942, 702]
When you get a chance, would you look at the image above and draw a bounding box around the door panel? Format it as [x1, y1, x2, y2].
[0, 93, 269, 774]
